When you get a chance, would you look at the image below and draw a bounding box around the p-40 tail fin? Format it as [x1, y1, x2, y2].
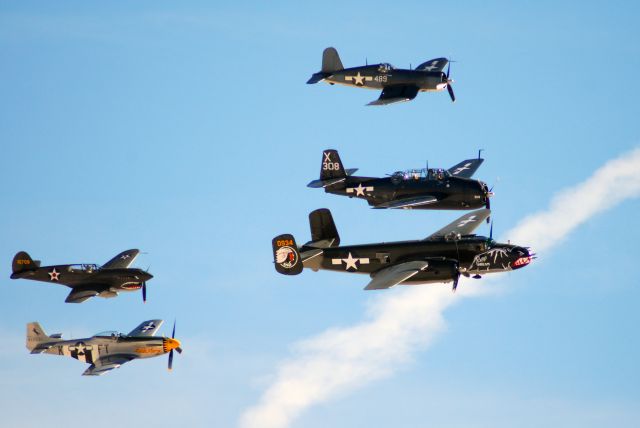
[272, 234, 303, 275]
[12, 251, 40, 276]
[306, 208, 340, 248]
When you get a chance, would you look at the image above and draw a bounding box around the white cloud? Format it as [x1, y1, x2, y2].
[239, 147, 640, 428]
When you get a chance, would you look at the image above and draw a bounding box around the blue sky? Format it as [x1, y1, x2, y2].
[1, 1, 639, 427]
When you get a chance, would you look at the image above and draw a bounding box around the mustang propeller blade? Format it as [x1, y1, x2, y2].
[168, 320, 177, 371]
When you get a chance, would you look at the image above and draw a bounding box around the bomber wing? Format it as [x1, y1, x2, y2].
[101, 249, 140, 269]
[425, 209, 491, 240]
[447, 158, 484, 178]
[128, 319, 164, 337]
[415, 58, 448, 72]
[82, 355, 135, 376]
[368, 85, 419, 106]
[373, 195, 439, 209]
[365, 261, 430, 290]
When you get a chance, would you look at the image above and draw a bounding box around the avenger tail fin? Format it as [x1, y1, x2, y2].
[272, 234, 303, 275]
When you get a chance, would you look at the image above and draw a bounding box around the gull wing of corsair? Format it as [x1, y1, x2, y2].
[26, 319, 182, 376]
[307, 47, 456, 105]
[272, 208, 533, 291]
[10, 250, 153, 303]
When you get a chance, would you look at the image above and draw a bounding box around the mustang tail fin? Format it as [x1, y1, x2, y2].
[272, 234, 303, 275]
[26, 322, 60, 352]
[12, 251, 40, 276]
[306, 208, 340, 248]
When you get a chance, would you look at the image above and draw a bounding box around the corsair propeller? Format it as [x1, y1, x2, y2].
[445, 62, 455, 103]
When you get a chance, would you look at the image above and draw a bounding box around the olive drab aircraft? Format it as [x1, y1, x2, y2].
[272, 208, 534, 291]
[307, 47, 456, 105]
[10, 249, 153, 303]
[308, 149, 493, 211]
[26, 320, 182, 376]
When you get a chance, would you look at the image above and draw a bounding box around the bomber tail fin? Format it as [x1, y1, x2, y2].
[305, 208, 340, 248]
[11, 251, 40, 278]
[272, 234, 303, 275]
[26, 322, 61, 353]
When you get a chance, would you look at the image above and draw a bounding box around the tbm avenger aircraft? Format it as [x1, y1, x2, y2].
[308, 149, 493, 212]
[307, 47, 456, 105]
[26, 319, 182, 376]
[272, 208, 533, 291]
[10, 249, 153, 303]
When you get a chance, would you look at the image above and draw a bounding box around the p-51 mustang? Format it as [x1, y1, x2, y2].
[307, 47, 455, 105]
[10, 249, 152, 303]
[272, 208, 533, 291]
[308, 149, 492, 211]
[26, 319, 182, 376]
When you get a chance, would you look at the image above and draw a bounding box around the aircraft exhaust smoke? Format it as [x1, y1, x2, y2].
[239, 147, 640, 428]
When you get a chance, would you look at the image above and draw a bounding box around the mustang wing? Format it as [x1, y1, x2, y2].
[365, 261, 430, 290]
[368, 85, 419, 106]
[128, 319, 164, 337]
[425, 209, 491, 240]
[82, 355, 136, 376]
[447, 158, 484, 178]
[102, 249, 140, 269]
[374, 195, 439, 209]
[415, 58, 448, 72]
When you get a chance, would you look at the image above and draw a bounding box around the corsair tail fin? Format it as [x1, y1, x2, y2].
[307, 47, 343, 84]
[26, 322, 60, 353]
[272, 234, 303, 275]
[322, 47, 343, 73]
[11, 251, 40, 277]
[305, 209, 340, 248]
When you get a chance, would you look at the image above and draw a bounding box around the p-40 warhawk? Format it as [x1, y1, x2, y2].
[272, 208, 533, 291]
[10, 249, 152, 303]
[307, 47, 456, 105]
[308, 149, 492, 211]
[26, 319, 182, 376]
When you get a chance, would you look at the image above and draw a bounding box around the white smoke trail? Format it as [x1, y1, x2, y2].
[240, 147, 640, 428]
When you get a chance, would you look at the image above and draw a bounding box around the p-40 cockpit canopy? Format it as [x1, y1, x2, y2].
[66, 264, 100, 273]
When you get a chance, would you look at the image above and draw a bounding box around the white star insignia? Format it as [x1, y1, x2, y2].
[353, 72, 365, 86]
[342, 253, 359, 270]
[48, 268, 60, 281]
[354, 183, 366, 196]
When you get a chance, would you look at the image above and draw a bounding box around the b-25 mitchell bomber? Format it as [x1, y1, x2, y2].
[272, 208, 533, 291]
[307, 47, 456, 105]
[308, 149, 493, 211]
[10, 249, 152, 303]
[26, 319, 182, 376]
